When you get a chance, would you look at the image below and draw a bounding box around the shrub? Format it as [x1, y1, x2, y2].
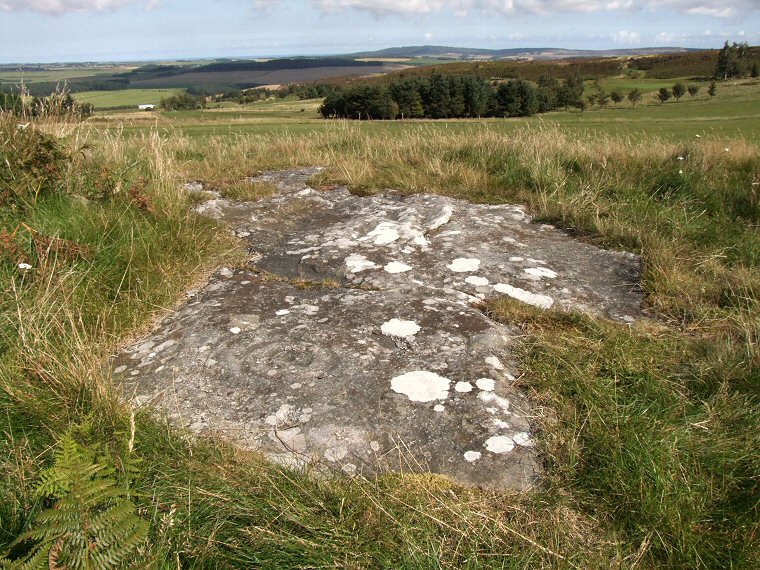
[672, 82, 686, 101]
[159, 93, 206, 111]
[628, 88, 642, 107]
[0, 117, 69, 210]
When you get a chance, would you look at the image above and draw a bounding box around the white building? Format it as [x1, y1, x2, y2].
[138, 104, 156, 110]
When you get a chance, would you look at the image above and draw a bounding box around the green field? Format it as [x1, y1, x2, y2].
[581, 76, 684, 96]
[72, 88, 185, 109]
[0, 65, 134, 85]
[92, 77, 760, 141]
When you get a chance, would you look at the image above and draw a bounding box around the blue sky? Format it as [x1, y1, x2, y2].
[1, 1, 758, 63]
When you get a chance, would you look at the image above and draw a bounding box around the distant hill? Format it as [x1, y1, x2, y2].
[14, 58, 410, 96]
[346, 45, 699, 61]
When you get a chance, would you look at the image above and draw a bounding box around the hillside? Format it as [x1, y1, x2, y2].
[347, 45, 699, 61]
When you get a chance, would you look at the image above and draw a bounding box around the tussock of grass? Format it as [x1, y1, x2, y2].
[486, 298, 759, 568]
[1, 116, 758, 568]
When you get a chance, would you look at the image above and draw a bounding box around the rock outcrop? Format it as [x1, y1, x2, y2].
[115, 168, 642, 490]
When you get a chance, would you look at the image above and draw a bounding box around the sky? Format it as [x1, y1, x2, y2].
[1, 0, 758, 63]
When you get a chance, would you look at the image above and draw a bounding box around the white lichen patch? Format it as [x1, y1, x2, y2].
[512, 432, 534, 447]
[428, 206, 454, 230]
[384, 261, 413, 274]
[493, 283, 554, 309]
[447, 258, 481, 273]
[324, 445, 348, 462]
[152, 339, 174, 353]
[345, 254, 378, 273]
[485, 355, 504, 370]
[286, 246, 320, 255]
[229, 327, 241, 335]
[301, 305, 320, 315]
[391, 371, 450, 402]
[476, 378, 496, 392]
[455, 381, 473, 393]
[364, 222, 400, 245]
[434, 405, 445, 413]
[478, 391, 511, 412]
[265, 404, 298, 427]
[381, 319, 421, 338]
[524, 267, 558, 279]
[276, 309, 290, 316]
[509, 256, 525, 262]
[464, 451, 482, 462]
[465, 276, 490, 287]
[484, 436, 515, 454]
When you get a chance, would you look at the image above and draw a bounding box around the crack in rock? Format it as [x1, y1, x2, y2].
[113, 167, 643, 490]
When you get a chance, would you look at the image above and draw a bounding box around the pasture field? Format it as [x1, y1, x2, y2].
[88, 77, 760, 140]
[581, 76, 683, 96]
[0, 65, 135, 85]
[72, 88, 185, 109]
[1, 74, 758, 569]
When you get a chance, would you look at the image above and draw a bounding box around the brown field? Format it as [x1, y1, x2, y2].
[130, 63, 411, 88]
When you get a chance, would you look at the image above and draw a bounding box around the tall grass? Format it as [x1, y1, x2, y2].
[1, 117, 757, 568]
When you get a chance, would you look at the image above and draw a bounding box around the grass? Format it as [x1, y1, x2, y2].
[72, 88, 186, 110]
[583, 77, 681, 95]
[1, 98, 758, 568]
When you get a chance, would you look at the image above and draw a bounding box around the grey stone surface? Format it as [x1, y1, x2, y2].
[115, 168, 643, 490]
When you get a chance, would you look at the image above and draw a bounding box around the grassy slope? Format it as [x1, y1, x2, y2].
[72, 88, 185, 109]
[1, 83, 758, 569]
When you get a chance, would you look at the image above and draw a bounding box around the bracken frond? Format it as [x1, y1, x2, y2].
[0, 434, 148, 570]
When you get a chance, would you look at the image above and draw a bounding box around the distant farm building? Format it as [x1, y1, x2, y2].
[138, 104, 156, 110]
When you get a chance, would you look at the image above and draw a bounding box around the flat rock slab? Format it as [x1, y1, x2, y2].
[115, 168, 643, 490]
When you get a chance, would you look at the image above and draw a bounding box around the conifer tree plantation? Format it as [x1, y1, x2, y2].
[319, 73, 585, 119]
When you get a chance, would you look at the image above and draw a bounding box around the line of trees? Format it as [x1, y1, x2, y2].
[319, 73, 586, 120]
[656, 81, 717, 104]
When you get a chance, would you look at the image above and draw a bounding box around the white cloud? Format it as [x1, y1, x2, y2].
[613, 30, 641, 44]
[3, 0, 756, 18]
[655, 31, 685, 44]
[0, 0, 157, 14]
[306, 0, 758, 18]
